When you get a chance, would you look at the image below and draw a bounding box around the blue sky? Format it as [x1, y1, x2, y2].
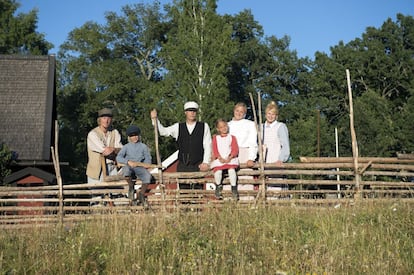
[17, 0, 414, 58]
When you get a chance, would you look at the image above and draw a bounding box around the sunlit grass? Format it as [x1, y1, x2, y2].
[0, 201, 413, 274]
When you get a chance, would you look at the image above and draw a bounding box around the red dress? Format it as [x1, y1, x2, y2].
[210, 134, 239, 172]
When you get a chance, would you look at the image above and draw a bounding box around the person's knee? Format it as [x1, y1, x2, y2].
[123, 166, 133, 177]
[140, 172, 152, 184]
[140, 183, 149, 193]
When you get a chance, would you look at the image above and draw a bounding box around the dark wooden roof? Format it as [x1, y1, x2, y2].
[3, 167, 56, 185]
[0, 55, 56, 161]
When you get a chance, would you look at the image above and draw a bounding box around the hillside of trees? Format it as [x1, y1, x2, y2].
[1, 0, 413, 183]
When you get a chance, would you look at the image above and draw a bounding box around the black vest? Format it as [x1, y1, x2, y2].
[177, 122, 205, 172]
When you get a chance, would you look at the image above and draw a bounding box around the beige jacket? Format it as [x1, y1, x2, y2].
[86, 127, 119, 180]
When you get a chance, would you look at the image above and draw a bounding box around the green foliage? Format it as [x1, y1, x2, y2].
[311, 13, 414, 156]
[54, 0, 414, 182]
[224, 9, 267, 118]
[1, 1, 413, 183]
[353, 90, 397, 156]
[0, 0, 52, 54]
[161, 0, 236, 125]
[0, 203, 413, 273]
[394, 96, 414, 152]
[57, 2, 169, 181]
[0, 143, 12, 182]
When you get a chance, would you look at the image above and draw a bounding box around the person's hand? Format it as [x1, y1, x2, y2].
[246, 160, 255, 168]
[199, 163, 209, 172]
[275, 160, 283, 167]
[102, 147, 114, 156]
[220, 156, 231, 163]
[150, 109, 157, 119]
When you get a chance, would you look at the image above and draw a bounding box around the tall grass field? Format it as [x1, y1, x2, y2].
[1, 201, 413, 274]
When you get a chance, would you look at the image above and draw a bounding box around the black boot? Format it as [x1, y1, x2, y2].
[231, 186, 239, 201]
[127, 177, 135, 203]
[138, 192, 149, 208]
[215, 184, 223, 200]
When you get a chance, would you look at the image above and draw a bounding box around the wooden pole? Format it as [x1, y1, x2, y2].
[317, 109, 320, 157]
[346, 69, 361, 199]
[257, 93, 266, 202]
[51, 120, 64, 224]
[335, 127, 341, 198]
[249, 92, 265, 203]
[152, 111, 165, 211]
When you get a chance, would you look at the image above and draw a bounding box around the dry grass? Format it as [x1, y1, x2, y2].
[0, 201, 413, 274]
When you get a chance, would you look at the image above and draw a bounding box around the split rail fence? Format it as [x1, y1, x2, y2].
[1, 157, 414, 227]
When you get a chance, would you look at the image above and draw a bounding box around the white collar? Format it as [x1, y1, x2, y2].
[265, 121, 278, 127]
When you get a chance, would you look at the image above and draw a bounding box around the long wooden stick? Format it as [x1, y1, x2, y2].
[118, 162, 159, 169]
[51, 120, 64, 224]
[257, 93, 266, 202]
[152, 110, 165, 211]
[249, 92, 265, 203]
[346, 69, 361, 198]
[153, 112, 162, 167]
[257, 93, 264, 170]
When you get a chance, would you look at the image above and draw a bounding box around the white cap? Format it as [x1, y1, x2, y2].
[184, 101, 199, 111]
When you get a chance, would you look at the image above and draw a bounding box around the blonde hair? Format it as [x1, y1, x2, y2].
[265, 101, 279, 115]
[234, 102, 247, 113]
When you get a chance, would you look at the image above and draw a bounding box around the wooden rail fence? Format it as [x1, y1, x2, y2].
[1, 157, 414, 227]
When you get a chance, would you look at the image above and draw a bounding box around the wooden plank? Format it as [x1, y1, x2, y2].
[300, 156, 414, 163]
[397, 153, 414, 160]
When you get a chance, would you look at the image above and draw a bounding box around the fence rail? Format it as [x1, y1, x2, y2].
[1, 157, 414, 227]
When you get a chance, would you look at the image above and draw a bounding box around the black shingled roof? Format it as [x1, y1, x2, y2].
[3, 167, 56, 185]
[0, 55, 56, 162]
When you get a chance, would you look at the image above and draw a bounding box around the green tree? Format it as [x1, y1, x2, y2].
[159, 0, 236, 125]
[0, 0, 52, 54]
[54, 0, 414, 183]
[0, 143, 12, 183]
[353, 90, 397, 156]
[223, 9, 266, 118]
[311, 13, 414, 157]
[57, 2, 168, 181]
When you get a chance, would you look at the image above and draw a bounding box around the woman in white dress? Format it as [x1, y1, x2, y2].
[228, 102, 258, 200]
[262, 101, 290, 165]
[262, 101, 290, 195]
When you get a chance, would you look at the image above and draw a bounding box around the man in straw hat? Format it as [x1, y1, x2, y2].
[86, 107, 123, 183]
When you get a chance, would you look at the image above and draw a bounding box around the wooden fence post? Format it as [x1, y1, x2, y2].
[249, 92, 266, 203]
[51, 120, 64, 224]
[346, 69, 361, 199]
[152, 111, 165, 212]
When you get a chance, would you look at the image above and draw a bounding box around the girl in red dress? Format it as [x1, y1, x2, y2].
[210, 118, 239, 200]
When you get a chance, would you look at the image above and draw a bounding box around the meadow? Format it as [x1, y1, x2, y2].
[0, 201, 413, 274]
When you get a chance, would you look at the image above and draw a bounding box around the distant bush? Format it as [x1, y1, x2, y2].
[0, 143, 12, 183]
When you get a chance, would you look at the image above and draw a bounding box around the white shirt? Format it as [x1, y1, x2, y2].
[228, 118, 258, 161]
[87, 128, 122, 154]
[155, 119, 212, 165]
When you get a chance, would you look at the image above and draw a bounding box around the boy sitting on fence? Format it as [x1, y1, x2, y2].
[116, 125, 154, 207]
